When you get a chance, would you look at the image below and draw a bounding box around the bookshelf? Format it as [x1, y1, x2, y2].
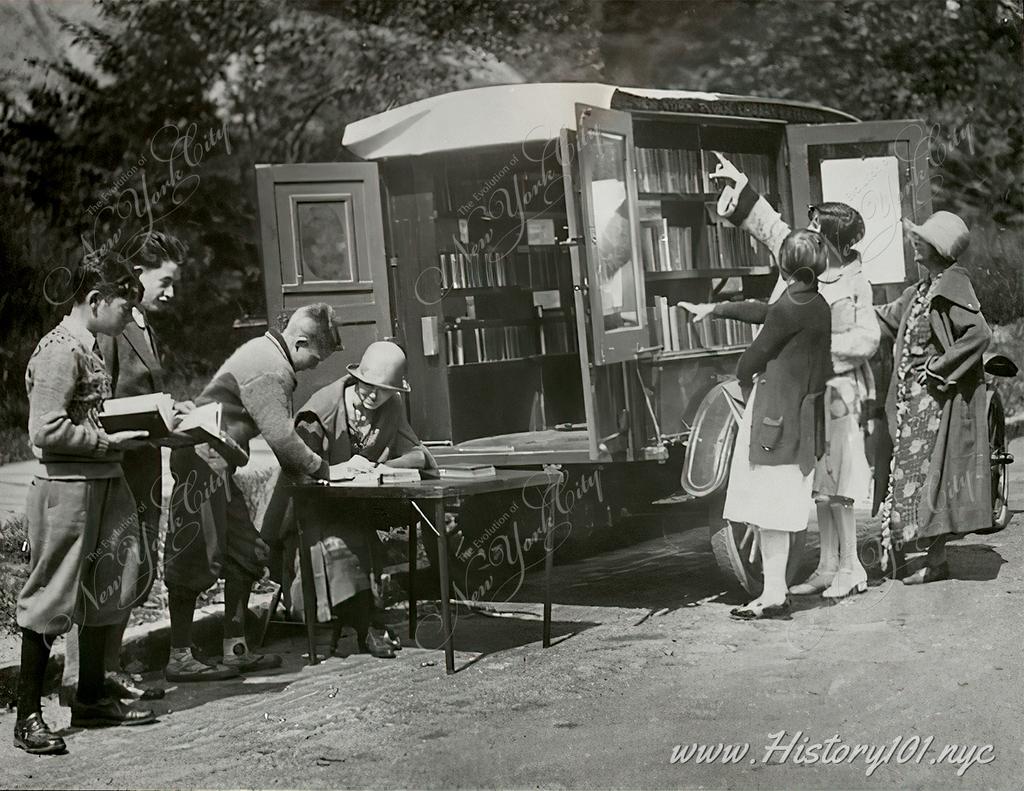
[392, 142, 586, 444]
[632, 118, 783, 359]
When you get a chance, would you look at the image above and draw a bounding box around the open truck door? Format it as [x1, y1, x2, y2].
[564, 104, 653, 462]
[255, 162, 391, 405]
[785, 119, 933, 297]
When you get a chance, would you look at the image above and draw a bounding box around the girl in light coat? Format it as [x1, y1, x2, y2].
[683, 154, 880, 599]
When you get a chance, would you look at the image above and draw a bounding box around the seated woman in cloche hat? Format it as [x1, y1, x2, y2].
[266, 341, 435, 658]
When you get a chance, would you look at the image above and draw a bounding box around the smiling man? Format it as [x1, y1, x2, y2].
[61, 230, 189, 705]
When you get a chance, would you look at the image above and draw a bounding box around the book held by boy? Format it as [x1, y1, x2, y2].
[97, 393, 175, 438]
[100, 394, 247, 466]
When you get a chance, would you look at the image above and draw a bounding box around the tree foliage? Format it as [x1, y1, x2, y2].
[0, 0, 599, 425]
[0, 0, 1020, 432]
[602, 0, 1023, 322]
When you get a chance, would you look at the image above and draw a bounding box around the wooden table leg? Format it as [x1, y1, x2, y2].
[433, 499, 455, 674]
[294, 503, 320, 666]
[408, 514, 417, 640]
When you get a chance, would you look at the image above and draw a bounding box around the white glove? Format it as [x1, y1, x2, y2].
[709, 152, 749, 220]
[678, 301, 715, 323]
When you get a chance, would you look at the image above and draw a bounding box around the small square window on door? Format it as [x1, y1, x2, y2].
[294, 198, 357, 283]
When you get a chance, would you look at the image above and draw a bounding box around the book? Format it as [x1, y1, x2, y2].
[326, 467, 422, 486]
[98, 393, 175, 438]
[379, 468, 422, 484]
[439, 464, 497, 479]
[154, 401, 249, 467]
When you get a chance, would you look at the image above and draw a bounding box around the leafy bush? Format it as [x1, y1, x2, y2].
[0, 513, 29, 636]
[0, 428, 33, 467]
[990, 319, 1024, 421]
[961, 222, 1024, 326]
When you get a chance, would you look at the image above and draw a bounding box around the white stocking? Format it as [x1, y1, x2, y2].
[757, 528, 790, 605]
[823, 500, 868, 597]
[833, 500, 865, 574]
[790, 502, 839, 593]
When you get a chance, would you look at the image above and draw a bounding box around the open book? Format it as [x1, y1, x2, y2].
[163, 401, 248, 467]
[98, 393, 175, 438]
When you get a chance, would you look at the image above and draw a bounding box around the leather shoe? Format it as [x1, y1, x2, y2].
[730, 598, 791, 620]
[382, 625, 403, 651]
[105, 671, 166, 701]
[14, 712, 67, 755]
[70, 697, 156, 728]
[222, 651, 283, 673]
[902, 561, 950, 585]
[360, 628, 396, 659]
[789, 570, 837, 596]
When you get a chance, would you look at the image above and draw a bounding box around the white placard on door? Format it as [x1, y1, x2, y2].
[821, 156, 906, 284]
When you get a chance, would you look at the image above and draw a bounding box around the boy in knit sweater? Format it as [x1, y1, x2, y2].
[15, 254, 156, 755]
[163, 303, 347, 681]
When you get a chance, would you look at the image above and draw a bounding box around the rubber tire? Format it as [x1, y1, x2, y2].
[707, 498, 807, 596]
[976, 390, 1011, 534]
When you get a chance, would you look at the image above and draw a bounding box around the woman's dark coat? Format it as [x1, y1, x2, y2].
[874, 265, 992, 537]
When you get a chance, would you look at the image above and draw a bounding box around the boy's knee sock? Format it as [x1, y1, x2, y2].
[17, 628, 52, 719]
[76, 624, 108, 705]
[168, 588, 198, 649]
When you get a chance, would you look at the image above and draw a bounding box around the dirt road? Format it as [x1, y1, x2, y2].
[2, 445, 1022, 790]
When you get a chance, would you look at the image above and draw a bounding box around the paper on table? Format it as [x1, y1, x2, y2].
[820, 156, 906, 284]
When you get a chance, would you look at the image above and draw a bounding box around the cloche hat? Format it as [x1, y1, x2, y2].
[347, 341, 411, 392]
[903, 211, 970, 262]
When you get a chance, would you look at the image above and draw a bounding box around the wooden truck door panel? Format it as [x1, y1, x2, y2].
[575, 104, 651, 366]
[786, 120, 932, 297]
[255, 162, 390, 405]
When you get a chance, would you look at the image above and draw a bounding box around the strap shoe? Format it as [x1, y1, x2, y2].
[14, 713, 67, 755]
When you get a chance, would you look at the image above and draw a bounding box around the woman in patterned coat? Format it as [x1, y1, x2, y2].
[874, 212, 991, 583]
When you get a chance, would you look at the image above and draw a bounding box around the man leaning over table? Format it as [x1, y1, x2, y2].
[162, 303, 351, 681]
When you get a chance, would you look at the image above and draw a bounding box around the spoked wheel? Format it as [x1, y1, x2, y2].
[978, 390, 1012, 534]
[708, 497, 806, 596]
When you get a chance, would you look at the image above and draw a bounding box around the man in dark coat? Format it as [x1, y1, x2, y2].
[62, 231, 188, 703]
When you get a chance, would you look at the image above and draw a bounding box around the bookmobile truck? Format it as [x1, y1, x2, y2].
[253, 83, 1014, 596]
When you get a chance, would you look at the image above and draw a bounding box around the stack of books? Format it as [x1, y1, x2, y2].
[719, 226, 771, 269]
[439, 245, 565, 291]
[439, 251, 520, 289]
[439, 464, 497, 479]
[524, 245, 563, 290]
